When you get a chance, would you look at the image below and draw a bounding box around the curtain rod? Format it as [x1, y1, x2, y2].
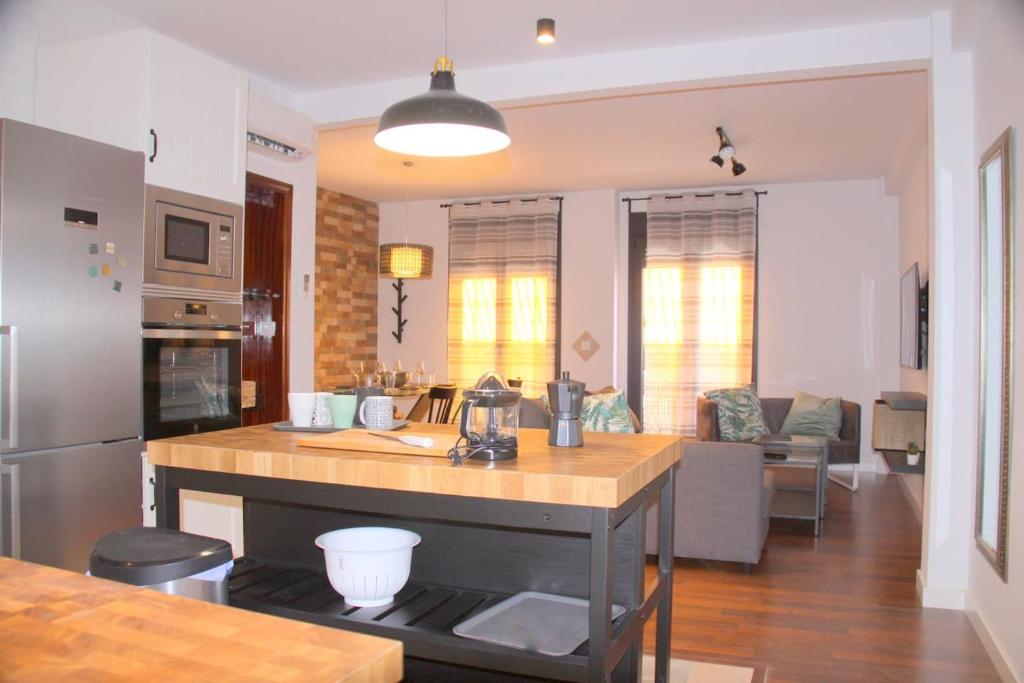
[440, 196, 563, 209]
[621, 190, 767, 204]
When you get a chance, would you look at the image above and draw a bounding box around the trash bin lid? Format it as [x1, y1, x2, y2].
[89, 528, 233, 586]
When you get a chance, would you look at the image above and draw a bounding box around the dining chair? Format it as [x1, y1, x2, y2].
[427, 385, 458, 423]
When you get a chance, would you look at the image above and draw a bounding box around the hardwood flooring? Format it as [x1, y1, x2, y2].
[646, 473, 1000, 682]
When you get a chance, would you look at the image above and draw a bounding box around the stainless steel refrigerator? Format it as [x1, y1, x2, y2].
[0, 119, 144, 572]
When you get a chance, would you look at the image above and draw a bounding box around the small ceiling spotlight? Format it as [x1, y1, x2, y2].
[710, 126, 746, 175]
[536, 18, 556, 44]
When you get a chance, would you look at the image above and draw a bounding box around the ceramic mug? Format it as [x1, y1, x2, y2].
[358, 396, 394, 431]
[353, 387, 384, 425]
[312, 392, 334, 427]
[288, 392, 317, 428]
[329, 394, 357, 429]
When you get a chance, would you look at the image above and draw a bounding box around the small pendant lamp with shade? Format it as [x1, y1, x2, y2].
[379, 161, 433, 343]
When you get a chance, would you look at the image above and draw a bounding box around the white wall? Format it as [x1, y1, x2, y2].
[378, 180, 900, 470]
[0, 0, 139, 122]
[756, 179, 900, 466]
[964, 0, 1024, 679]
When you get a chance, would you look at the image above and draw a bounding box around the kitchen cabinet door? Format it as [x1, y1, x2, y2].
[146, 34, 248, 205]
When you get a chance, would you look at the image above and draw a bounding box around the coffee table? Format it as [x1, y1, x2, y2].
[754, 435, 829, 536]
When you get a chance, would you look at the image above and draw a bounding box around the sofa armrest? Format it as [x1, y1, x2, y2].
[696, 397, 721, 441]
[838, 400, 861, 447]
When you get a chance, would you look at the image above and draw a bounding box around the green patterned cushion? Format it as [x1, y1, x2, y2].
[542, 390, 635, 433]
[581, 390, 636, 433]
[704, 385, 769, 441]
[780, 391, 842, 439]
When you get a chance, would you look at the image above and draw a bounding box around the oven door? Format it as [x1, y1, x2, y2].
[142, 328, 242, 440]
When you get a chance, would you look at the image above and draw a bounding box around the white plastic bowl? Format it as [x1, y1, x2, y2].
[315, 527, 422, 607]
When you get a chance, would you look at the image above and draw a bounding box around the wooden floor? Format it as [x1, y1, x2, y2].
[646, 473, 1000, 682]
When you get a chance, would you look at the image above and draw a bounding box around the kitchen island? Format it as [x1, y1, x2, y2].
[148, 423, 681, 682]
[0, 556, 402, 682]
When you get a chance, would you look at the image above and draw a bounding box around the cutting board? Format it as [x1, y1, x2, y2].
[297, 429, 459, 458]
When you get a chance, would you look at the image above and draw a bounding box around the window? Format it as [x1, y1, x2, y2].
[628, 193, 759, 434]
[448, 199, 561, 395]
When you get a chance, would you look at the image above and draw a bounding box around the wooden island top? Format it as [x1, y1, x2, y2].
[147, 423, 682, 508]
[0, 556, 403, 682]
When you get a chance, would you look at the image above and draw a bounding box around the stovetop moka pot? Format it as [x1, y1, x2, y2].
[547, 372, 585, 447]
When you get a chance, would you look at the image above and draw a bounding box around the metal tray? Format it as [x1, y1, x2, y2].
[271, 420, 410, 433]
[452, 591, 625, 657]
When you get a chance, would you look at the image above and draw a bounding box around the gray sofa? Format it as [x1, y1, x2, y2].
[645, 441, 775, 569]
[697, 396, 862, 465]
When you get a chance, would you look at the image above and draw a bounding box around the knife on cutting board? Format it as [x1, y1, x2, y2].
[367, 432, 436, 449]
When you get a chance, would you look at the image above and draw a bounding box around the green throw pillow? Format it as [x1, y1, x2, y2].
[704, 385, 769, 441]
[581, 390, 636, 433]
[780, 391, 843, 439]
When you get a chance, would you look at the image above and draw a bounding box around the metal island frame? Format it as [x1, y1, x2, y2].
[150, 424, 681, 682]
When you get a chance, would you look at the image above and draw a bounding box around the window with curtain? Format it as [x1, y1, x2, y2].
[638, 192, 758, 434]
[448, 198, 560, 396]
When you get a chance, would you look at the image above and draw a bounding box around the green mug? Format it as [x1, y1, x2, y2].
[329, 394, 357, 429]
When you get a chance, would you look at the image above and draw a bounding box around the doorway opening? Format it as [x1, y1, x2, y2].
[242, 173, 292, 425]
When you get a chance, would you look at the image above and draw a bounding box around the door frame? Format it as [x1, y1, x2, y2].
[244, 172, 292, 422]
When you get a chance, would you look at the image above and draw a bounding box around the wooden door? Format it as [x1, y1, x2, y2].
[242, 173, 291, 426]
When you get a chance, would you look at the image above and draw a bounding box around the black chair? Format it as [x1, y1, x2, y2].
[408, 385, 458, 424]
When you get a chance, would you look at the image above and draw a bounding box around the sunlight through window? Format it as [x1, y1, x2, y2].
[509, 277, 548, 343]
[461, 278, 496, 342]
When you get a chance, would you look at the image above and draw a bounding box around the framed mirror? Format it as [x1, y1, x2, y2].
[976, 126, 1014, 581]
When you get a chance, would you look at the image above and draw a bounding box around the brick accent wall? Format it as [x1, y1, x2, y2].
[314, 188, 379, 390]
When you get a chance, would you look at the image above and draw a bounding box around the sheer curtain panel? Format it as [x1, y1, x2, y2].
[643, 192, 757, 434]
[448, 198, 560, 395]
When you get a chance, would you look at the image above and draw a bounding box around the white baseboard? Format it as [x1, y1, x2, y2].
[916, 569, 967, 609]
[966, 604, 1021, 683]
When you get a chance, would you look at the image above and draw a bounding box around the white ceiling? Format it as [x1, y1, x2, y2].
[95, 0, 948, 92]
[316, 72, 928, 202]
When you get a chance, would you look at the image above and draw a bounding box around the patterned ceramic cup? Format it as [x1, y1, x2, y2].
[312, 392, 335, 427]
[358, 396, 394, 430]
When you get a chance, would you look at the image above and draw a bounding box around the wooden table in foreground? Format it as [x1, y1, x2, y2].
[0, 556, 403, 682]
[148, 424, 682, 682]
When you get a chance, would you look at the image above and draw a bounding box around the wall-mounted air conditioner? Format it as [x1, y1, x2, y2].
[247, 93, 315, 161]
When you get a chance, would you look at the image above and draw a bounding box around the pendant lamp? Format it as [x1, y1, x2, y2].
[374, 0, 510, 157]
[379, 162, 434, 343]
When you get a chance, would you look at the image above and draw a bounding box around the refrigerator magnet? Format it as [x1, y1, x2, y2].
[89, 243, 99, 255]
[113, 280, 122, 293]
[88, 265, 98, 277]
[116, 256, 126, 267]
[105, 242, 115, 254]
[101, 264, 111, 276]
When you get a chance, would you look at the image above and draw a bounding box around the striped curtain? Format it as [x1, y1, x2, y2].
[643, 192, 757, 434]
[448, 198, 560, 396]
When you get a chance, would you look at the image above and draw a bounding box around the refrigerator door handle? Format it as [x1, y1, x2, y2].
[0, 463, 21, 559]
[0, 326, 17, 450]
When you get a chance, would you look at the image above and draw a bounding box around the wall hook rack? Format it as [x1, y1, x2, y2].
[391, 278, 409, 343]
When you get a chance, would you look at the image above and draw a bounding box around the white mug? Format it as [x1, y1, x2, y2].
[288, 392, 317, 428]
[312, 392, 334, 427]
[358, 395, 394, 430]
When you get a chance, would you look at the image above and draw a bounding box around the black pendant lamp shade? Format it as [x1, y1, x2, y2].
[374, 60, 511, 157]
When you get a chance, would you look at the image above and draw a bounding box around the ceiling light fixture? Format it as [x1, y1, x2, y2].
[374, 0, 511, 157]
[710, 126, 747, 175]
[380, 162, 434, 343]
[536, 18, 556, 44]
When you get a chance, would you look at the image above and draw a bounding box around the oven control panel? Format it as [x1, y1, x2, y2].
[143, 296, 242, 328]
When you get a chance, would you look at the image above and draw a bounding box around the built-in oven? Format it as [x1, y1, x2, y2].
[144, 185, 243, 295]
[142, 297, 242, 440]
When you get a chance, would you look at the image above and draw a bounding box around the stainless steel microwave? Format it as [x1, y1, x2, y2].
[144, 185, 243, 295]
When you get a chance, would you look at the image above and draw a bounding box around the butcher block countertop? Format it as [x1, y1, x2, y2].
[147, 423, 682, 508]
[0, 556, 402, 682]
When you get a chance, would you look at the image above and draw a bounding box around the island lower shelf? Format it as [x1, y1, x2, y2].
[229, 556, 641, 681]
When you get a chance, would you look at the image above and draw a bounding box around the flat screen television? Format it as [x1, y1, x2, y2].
[900, 263, 927, 369]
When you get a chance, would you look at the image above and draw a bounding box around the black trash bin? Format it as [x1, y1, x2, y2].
[90, 528, 234, 604]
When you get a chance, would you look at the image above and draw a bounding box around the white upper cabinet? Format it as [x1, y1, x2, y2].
[36, 30, 247, 205]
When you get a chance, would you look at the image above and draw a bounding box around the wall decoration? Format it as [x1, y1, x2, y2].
[976, 126, 1014, 582]
[572, 331, 601, 362]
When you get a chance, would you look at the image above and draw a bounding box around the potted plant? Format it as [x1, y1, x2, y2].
[906, 442, 921, 467]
